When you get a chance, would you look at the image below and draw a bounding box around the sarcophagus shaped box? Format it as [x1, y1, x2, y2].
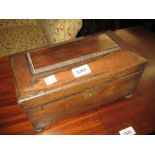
[11, 31, 147, 131]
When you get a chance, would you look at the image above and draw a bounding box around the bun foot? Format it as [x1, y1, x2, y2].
[34, 127, 44, 132]
[124, 94, 133, 99]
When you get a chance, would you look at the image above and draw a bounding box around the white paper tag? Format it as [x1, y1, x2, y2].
[72, 64, 91, 78]
[44, 75, 57, 86]
[119, 126, 136, 135]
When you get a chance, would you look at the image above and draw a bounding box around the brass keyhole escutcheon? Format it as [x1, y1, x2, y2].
[83, 89, 97, 100]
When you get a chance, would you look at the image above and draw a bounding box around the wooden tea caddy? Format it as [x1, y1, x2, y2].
[10, 31, 147, 131]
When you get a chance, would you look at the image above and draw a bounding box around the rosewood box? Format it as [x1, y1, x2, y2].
[10, 31, 147, 131]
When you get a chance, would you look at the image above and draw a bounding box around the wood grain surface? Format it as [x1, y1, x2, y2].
[0, 26, 155, 134]
[30, 33, 118, 69]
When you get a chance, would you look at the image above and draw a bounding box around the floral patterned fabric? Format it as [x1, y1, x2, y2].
[0, 19, 82, 57]
[0, 19, 37, 29]
[0, 25, 48, 56]
[39, 19, 82, 44]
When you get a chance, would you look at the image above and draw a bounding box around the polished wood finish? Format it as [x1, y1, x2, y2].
[30, 33, 118, 70]
[0, 26, 155, 134]
[0, 57, 35, 134]
[28, 71, 143, 130]
[12, 50, 146, 109]
[10, 31, 146, 130]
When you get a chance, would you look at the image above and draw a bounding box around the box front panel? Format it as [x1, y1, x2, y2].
[27, 71, 143, 130]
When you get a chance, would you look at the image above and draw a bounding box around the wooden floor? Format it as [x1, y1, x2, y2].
[0, 26, 155, 135]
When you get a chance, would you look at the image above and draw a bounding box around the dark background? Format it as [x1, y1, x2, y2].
[78, 19, 155, 37]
